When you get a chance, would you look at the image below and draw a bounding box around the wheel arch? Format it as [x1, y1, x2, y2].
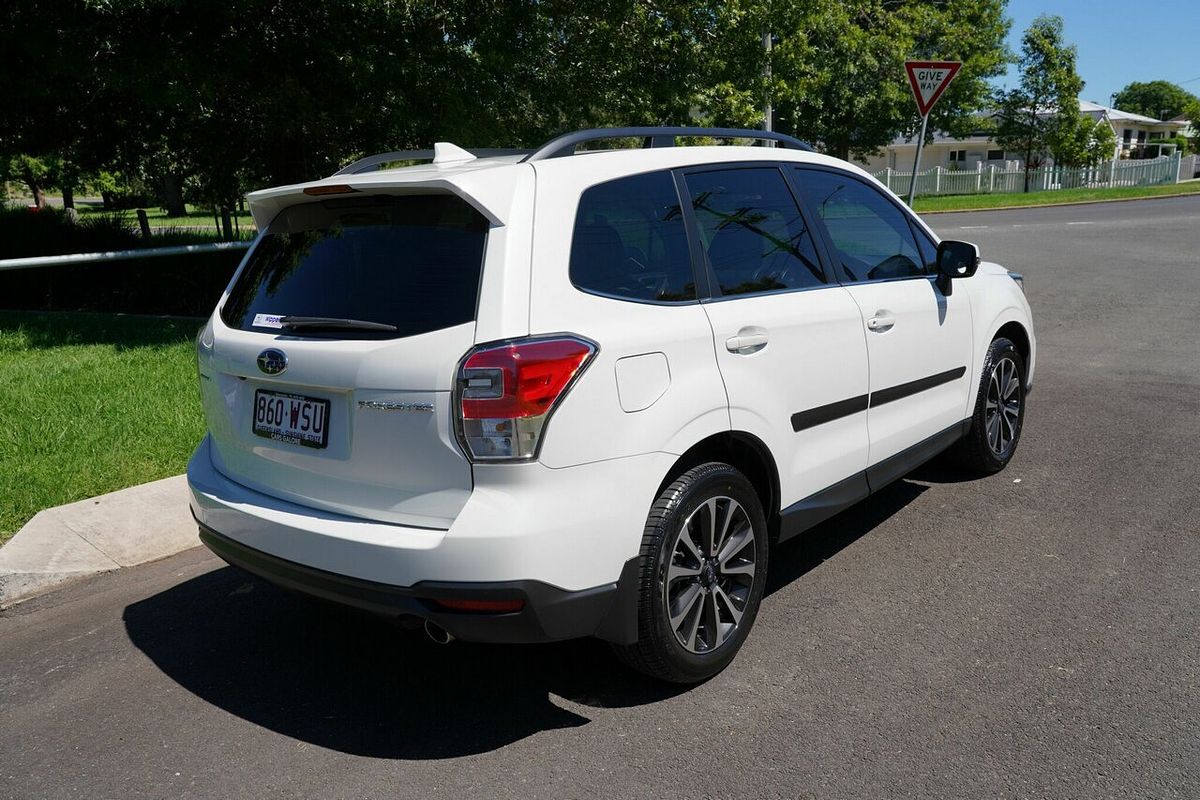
[993, 319, 1032, 385]
[655, 431, 782, 539]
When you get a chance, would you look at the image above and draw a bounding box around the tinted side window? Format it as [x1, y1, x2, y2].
[909, 220, 938, 273]
[686, 167, 825, 297]
[792, 169, 924, 282]
[569, 171, 696, 302]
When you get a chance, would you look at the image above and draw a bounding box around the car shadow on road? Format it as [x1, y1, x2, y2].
[122, 564, 687, 760]
[123, 476, 932, 760]
[766, 477, 928, 596]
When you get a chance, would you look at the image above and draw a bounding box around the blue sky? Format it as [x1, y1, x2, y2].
[997, 0, 1200, 111]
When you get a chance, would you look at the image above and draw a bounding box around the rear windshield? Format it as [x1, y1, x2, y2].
[221, 194, 488, 339]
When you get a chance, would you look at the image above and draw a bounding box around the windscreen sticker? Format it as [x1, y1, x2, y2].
[252, 313, 284, 329]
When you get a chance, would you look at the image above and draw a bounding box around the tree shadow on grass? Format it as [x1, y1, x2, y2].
[0, 310, 202, 351]
[122, 476, 939, 760]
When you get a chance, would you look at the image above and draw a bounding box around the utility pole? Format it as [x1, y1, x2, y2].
[763, 31, 773, 134]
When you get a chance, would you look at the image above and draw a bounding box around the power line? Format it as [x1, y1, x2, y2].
[1178, 75, 1200, 85]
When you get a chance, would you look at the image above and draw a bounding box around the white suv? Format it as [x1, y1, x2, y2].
[188, 127, 1035, 683]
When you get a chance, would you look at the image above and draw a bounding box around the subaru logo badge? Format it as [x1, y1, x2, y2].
[257, 348, 288, 376]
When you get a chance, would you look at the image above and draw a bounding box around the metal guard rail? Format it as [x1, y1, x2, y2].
[0, 241, 253, 272]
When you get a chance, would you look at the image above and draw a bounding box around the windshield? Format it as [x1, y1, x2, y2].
[221, 194, 488, 339]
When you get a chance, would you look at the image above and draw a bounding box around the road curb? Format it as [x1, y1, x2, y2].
[0, 475, 198, 609]
[917, 189, 1200, 214]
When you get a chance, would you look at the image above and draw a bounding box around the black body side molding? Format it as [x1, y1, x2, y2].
[791, 395, 870, 432]
[869, 366, 967, 408]
[790, 366, 968, 433]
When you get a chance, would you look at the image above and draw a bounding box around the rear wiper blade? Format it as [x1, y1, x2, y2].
[279, 316, 398, 332]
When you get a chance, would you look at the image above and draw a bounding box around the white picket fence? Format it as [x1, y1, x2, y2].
[1181, 154, 1200, 180]
[874, 153, 1183, 197]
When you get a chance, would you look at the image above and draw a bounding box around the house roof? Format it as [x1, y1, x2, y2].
[1080, 99, 1182, 126]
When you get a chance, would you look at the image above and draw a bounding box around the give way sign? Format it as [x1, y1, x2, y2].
[904, 61, 962, 117]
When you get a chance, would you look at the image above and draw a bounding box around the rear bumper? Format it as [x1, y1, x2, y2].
[187, 435, 665, 643]
[199, 523, 638, 644]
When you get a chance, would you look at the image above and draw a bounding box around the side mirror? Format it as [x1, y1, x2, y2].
[935, 240, 980, 295]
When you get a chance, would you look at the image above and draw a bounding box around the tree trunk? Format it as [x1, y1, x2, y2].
[162, 173, 187, 217]
[220, 206, 233, 240]
[61, 182, 75, 209]
[28, 181, 46, 208]
[1023, 146, 1032, 193]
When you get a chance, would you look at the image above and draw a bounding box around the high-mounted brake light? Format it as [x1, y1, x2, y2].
[302, 184, 359, 196]
[455, 336, 596, 461]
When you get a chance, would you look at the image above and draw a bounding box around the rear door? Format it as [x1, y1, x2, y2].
[790, 167, 974, 479]
[681, 164, 871, 512]
[200, 192, 488, 528]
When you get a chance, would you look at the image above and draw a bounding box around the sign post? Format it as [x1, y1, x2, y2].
[903, 60, 961, 205]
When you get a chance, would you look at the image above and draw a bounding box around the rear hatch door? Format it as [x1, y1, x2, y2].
[200, 192, 486, 528]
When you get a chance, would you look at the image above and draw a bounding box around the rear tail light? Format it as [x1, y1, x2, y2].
[455, 335, 597, 461]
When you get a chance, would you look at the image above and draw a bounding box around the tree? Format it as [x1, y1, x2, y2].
[993, 15, 1084, 192]
[752, 0, 1009, 161]
[1049, 114, 1116, 186]
[3, 155, 57, 208]
[1112, 80, 1199, 120]
[0, 2, 120, 209]
[1, 0, 1020, 212]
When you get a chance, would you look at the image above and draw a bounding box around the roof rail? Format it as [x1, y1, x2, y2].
[522, 127, 815, 162]
[333, 147, 532, 176]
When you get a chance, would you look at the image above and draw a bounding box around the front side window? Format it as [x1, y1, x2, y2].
[987, 149, 1005, 161]
[792, 168, 924, 282]
[221, 194, 487, 339]
[569, 170, 696, 302]
[684, 167, 825, 297]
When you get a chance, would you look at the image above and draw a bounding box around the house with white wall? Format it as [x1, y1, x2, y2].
[863, 100, 1188, 172]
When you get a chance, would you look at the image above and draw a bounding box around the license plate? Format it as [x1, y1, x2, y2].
[252, 389, 330, 449]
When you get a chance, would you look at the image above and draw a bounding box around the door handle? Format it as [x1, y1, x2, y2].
[867, 312, 896, 333]
[725, 332, 769, 354]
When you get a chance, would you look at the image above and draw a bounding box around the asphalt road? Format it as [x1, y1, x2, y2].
[3, 196, 1199, 800]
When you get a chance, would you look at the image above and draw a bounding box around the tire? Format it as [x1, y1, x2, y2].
[612, 462, 769, 683]
[952, 337, 1027, 474]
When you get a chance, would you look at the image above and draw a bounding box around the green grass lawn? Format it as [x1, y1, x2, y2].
[77, 203, 257, 232]
[0, 312, 205, 543]
[913, 181, 1200, 213]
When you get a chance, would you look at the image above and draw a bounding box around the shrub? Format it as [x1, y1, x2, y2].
[0, 205, 248, 316]
[0, 206, 141, 259]
[0, 249, 245, 316]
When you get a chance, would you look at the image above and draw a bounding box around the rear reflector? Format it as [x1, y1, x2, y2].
[302, 184, 359, 196]
[455, 336, 596, 461]
[432, 598, 526, 614]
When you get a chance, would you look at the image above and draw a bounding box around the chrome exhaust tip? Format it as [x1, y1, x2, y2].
[424, 620, 455, 645]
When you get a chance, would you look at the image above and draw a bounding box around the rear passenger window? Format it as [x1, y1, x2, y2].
[792, 169, 924, 282]
[684, 167, 825, 297]
[569, 171, 696, 302]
